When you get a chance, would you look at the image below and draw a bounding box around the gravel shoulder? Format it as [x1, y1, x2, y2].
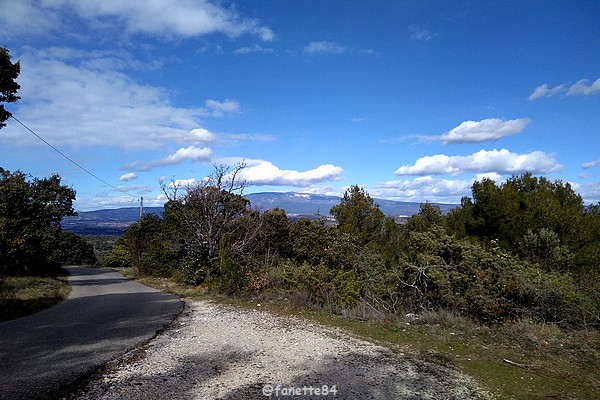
[70, 300, 492, 399]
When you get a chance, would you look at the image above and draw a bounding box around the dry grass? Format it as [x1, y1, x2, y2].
[0, 273, 71, 322]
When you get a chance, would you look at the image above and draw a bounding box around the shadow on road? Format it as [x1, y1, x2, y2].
[0, 267, 183, 400]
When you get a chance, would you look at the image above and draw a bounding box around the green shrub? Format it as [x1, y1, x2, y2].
[515, 265, 599, 327]
[290, 219, 334, 265]
[178, 250, 208, 286]
[330, 269, 361, 308]
[101, 243, 132, 269]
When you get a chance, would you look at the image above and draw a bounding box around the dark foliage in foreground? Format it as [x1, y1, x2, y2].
[0, 168, 97, 276]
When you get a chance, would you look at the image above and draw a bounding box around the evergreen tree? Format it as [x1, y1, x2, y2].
[0, 46, 20, 128]
[330, 185, 385, 246]
[0, 168, 78, 275]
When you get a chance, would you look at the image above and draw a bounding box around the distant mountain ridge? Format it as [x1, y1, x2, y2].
[245, 192, 456, 217]
[61, 207, 163, 235]
[62, 192, 457, 235]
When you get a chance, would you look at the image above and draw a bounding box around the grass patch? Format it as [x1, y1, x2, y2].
[118, 268, 600, 400]
[0, 272, 71, 322]
[113, 267, 211, 300]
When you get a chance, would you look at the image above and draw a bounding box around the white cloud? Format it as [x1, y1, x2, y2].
[440, 118, 530, 144]
[528, 84, 567, 101]
[373, 176, 472, 203]
[119, 172, 137, 182]
[136, 126, 218, 148]
[408, 27, 437, 41]
[125, 146, 212, 171]
[1, 47, 209, 149]
[0, 1, 61, 38]
[304, 41, 346, 55]
[116, 184, 153, 193]
[529, 78, 600, 101]
[567, 79, 600, 96]
[222, 133, 275, 142]
[394, 149, 563, 176]
[160, 146, 213, 166]
[175, 128, 216, 145]
[167, 178, 197, 188]
[233, 44, 274, 55]
[4, 0, 274, 41]
[391, 118, 530, 145]
[582, 159, 600, 169]
[0, 48, 246, 150]
[240, 161, 344, 187]
[475, 172, 502, 182]
[570, 181, 600, 204]
[205, 99, 241, 117]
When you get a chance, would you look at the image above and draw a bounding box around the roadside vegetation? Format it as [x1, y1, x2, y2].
[106, 164, 600, 329]
[0, 274, 71, 322]
[0, 168, 96, 321]
[0, 168, 97, 277]
[102, 163, 599, 399]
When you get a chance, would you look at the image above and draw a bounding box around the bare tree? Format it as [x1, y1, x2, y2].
[160, 162, 262, 284]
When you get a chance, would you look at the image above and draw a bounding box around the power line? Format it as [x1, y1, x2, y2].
[9, 115, 139, 200]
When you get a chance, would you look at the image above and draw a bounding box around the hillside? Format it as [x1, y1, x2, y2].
[62, 207, 163, 235]
[247, 192, 456, 217]
[62, 192, 457, 235]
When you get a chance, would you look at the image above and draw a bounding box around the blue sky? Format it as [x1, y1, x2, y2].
[1, 0, 599, 211]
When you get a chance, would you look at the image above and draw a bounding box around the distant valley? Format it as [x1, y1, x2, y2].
[62, 192, 457, 235]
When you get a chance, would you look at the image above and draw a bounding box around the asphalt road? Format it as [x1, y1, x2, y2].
[0, 267, 183, 400]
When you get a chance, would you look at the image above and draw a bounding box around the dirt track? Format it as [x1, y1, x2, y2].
[71, 300, 492, 399]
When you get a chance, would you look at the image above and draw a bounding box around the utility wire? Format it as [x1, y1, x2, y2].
[10, 115, 139, 200]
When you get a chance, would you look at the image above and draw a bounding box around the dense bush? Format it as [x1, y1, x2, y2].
[46, 231, 97, 266]
[0, 168, 95, 275]
[101, 243, 132, 269]
[109, 170, 600, 328]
